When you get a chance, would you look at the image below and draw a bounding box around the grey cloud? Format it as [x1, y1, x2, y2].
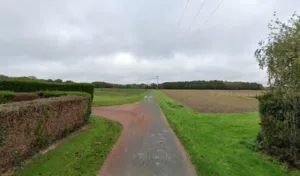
[0, 0, 299, 84]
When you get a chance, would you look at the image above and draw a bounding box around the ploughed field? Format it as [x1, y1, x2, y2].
[162, 90, 263, 113]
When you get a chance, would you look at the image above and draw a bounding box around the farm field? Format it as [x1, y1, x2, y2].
[93, 88, 149, 106]
[157, 91, 298, 176]
[162, 89, 263, 113]
[16, 116, 122, 176]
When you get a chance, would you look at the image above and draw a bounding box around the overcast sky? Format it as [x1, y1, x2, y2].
[0, 0, 299, 84]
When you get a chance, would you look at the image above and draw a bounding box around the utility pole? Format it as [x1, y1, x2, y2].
[156, 76, 159, 90]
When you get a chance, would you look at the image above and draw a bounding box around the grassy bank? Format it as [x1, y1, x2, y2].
[93, 88, 149, 106]
[16, 116, 122, 176]
[156, 91, 298, 176]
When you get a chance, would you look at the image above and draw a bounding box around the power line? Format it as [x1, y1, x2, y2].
[177, 0, 191, 29]
[185, 0, 208, 33]
[197, 0, 225, 31]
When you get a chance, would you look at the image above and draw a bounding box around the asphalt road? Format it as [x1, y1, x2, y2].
[94, 91, 196, 176]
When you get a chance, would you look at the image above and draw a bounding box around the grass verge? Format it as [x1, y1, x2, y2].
[156, 91, 299, 176]
[16, 116, 122, 176]
[93, 88, 149, 106]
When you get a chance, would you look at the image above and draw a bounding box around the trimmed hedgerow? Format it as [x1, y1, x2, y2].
[37, 91, 92, 121]
[0, 96, 89, 172]
[257, 92, 300, 168]
[0, 79, 94, 99]
[0, 91, 15, 104]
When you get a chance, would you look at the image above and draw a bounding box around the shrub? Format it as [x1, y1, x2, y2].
[255, 13, 300, 94]
[0, 91, 15, 104]
[37, 91, 92, 121]
[258, 92, 300, 168]
[0, 79, 94, 99]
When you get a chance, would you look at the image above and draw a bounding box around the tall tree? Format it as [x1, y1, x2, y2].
[255, 12, 300, 94]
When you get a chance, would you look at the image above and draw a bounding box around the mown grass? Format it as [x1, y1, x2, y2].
[16, 116, 122, 176]
[93, 88, 149, 106]
[156, 91, 299, 176]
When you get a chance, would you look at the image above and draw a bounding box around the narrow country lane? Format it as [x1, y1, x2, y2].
[92, 91, 197, 176]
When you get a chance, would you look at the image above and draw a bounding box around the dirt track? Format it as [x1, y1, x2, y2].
[92, 91, 197, 176]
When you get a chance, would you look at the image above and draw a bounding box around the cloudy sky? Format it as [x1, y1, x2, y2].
[0, 0, 299, 84]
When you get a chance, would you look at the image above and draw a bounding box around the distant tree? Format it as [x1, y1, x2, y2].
[149, 83, 157, 89]
[0, 74, 9, 80]
[54, 79, 63, 83]
[255, 12, 300, 94]
[27, 76, 37, 79]
[65, 80, 74, 83]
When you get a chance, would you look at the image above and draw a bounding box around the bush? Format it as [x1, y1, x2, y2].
[0, 79, 94, 99]
[37, 91, 92, 121]
[255, 13, 300, 94]
[258, 92, 300, 168]
[0, 91, 15, 104]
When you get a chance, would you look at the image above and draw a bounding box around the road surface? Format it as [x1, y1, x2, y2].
[92, 91, 197, 176]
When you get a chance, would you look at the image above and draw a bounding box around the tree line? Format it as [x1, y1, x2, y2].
[0, 74, 264, 90]
[92, 81, 156, 89]
[92, 80, 264, 90]
[160, 80, 263, 90]
[0, 74, 75, 84]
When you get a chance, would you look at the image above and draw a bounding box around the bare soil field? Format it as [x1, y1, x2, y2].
[162, 90, 263, 113]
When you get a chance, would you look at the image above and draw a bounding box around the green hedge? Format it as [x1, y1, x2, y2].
[0, 91, 15, 104]
[0, 90, 92, 120]
[37, 91, 92, 121]
[257, 92, 300, 168]
[0, 79, 94, 99]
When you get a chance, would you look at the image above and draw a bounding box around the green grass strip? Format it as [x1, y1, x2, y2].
[156, 91, 299, 176]
[93, 90, 149, 106]
[16, 116, 122, 176]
